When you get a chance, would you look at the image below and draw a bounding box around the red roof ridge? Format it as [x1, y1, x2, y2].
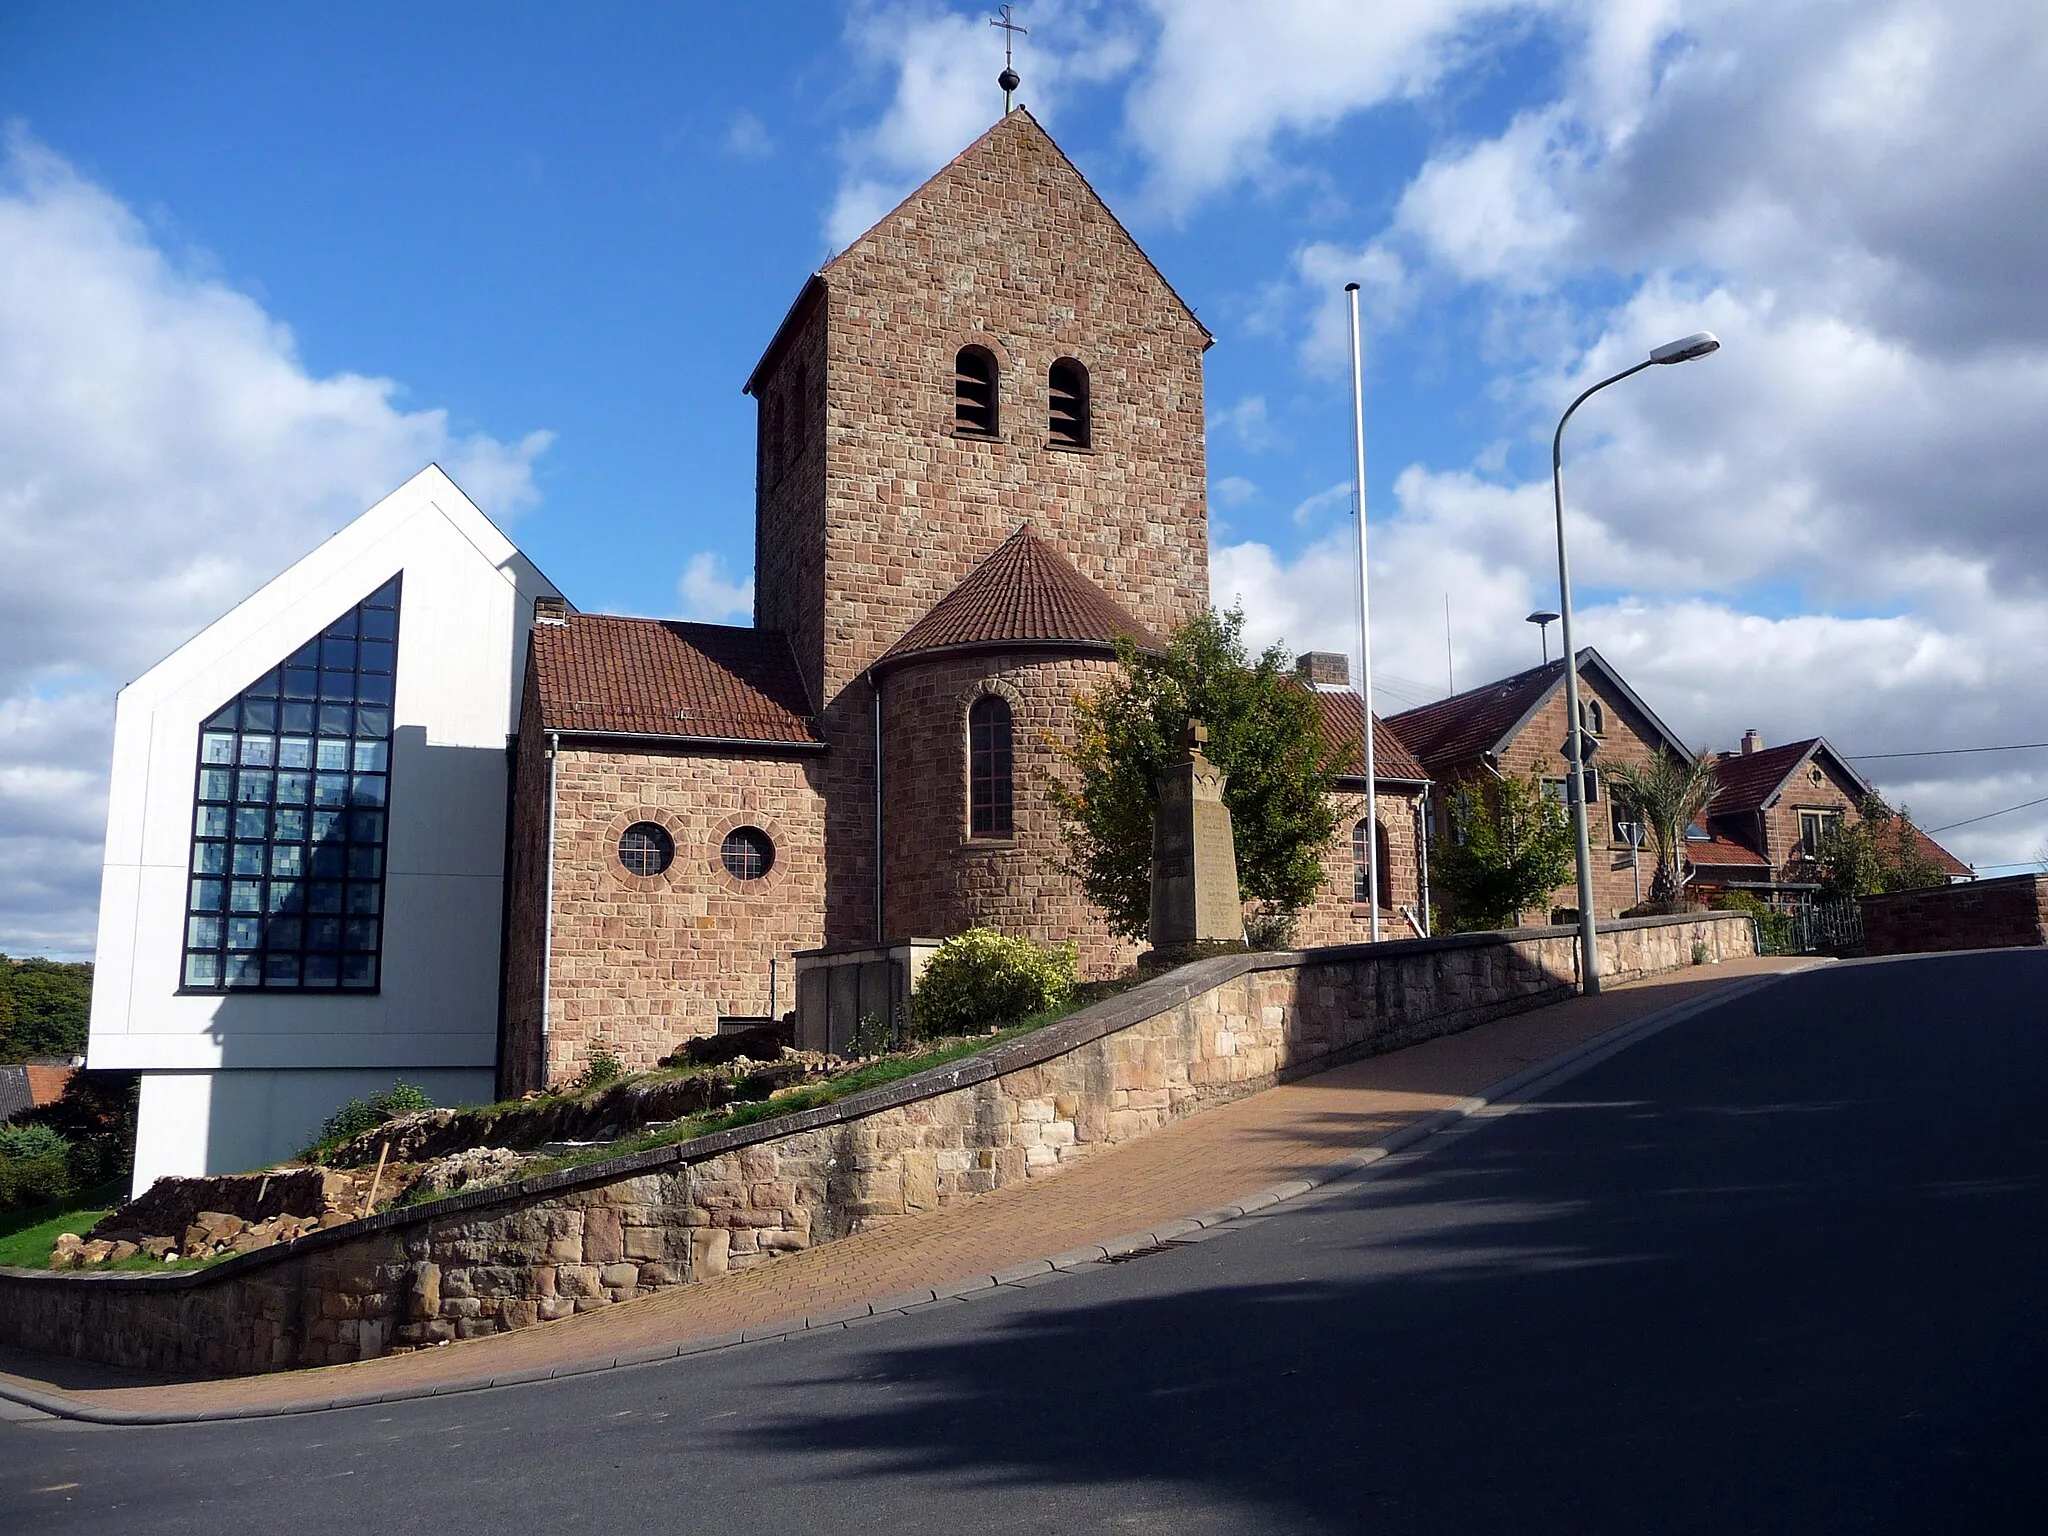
[876, 524, 1162, 668]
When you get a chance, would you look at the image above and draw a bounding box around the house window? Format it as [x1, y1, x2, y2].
[1352, 819, 1393, 906]
[968, 694, 1014, 837]
[182, 577, 400, 993]
[1580, 699, 1605, 736]
[1611, 800, 1641, 844]
[1798, 809, 1842, 857]
[1048, 358, 1090, 447]
[618, 823, 674, 877]
[720, 827, 774, 881]
[954, 346, 998, 436]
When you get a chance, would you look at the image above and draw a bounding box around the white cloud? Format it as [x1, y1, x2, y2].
[0, 130, 550, 955]
[1127, 0, 1544, 215]
[724, 110, 775, 159]
[1211, 474, 1258, 508]
[675, 551, 755, 624]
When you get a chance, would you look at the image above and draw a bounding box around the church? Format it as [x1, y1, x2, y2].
[88, 109, 1429, 1188]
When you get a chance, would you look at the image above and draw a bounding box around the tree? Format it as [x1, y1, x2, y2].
[1049, 608, 1349, 944]
[0, 957, 93, 1063]
[1815, 794, 1948, 899]
[1606, 750, 1718, 905]
[1433, 773, 1577, 930]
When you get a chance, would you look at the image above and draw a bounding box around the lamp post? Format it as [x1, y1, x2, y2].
[1526, 609, 1559, 665]
[1345, 282, 1380, 941]
[1551, 330, 1719, 994]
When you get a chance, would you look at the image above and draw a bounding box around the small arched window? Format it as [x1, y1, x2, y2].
[1580, 698, 1605, 736]
[1352, 819, 1393, 907]
[954, 346, 999, 436]
[968, 694, 1014, 838]
[1048, 358, 1090, 448]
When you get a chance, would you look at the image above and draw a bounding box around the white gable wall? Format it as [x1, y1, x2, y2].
[89, 465, 561, 1188]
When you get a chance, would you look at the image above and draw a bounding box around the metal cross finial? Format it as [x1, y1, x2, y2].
[991, 5, 1026, 113]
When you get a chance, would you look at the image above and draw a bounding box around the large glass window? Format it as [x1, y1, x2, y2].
[968, 695, 1014, 838]
[181, 577, 401, 992]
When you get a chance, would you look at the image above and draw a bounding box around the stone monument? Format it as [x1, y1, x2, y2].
[1148, 720, 1246, 956]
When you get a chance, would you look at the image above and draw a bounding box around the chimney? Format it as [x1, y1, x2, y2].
[1740, 729, 1763, 755]
[1295, 651, 1349, 687]
[534, 594, 570, 626]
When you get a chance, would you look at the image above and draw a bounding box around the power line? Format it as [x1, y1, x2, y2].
[1847, 741, 2048, 760]
[1928, 793, 2048, 835]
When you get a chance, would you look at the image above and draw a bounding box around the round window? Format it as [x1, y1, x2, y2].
[618, 822, 674, 877]
[721, 826, 774, 881]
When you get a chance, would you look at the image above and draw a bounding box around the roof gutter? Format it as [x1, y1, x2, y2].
[546, 726, 826, 753]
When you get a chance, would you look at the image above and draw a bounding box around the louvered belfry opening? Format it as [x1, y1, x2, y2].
[969, 694, 1015, 837]
[1048, 358, 1089, 447]
[954, 346, 998, 436]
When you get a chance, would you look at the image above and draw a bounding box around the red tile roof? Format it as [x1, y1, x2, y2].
[1313, 688, 1430, 784]
[530, 614, 821, 746]
[1385, 660, 1564, 772]
[878, 525, 1161, 667]
[24, 1064, 74, 1107]
[1706, 738, 1828, 816]
[1686, 833, 1770, 869]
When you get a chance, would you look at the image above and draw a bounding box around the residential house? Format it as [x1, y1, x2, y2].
[1385, 649, 1692, 922]
[1691, 732, 1971, 904]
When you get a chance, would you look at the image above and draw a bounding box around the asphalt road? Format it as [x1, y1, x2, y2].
[6, 951, 2045, 1533]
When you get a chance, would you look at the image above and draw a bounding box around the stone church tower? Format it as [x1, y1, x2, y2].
[496, 109, 1428, 1092]
[743, 107, 1214, 957]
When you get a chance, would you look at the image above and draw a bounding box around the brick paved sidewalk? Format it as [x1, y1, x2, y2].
[0, 956, 1809, 1419]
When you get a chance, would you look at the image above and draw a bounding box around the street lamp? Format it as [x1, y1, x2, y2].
[1551, 330, 1719, 995]
[1526, 610, 1559, 664]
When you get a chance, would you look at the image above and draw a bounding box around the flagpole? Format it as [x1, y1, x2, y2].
[1346, 283, 1380, 942]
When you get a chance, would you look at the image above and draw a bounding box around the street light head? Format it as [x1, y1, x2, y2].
[1649, 331, 1720, 365]
[1526, 610, 1559, 626]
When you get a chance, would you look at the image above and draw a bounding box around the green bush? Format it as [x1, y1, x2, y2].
[0, 1152, 72, 1213]
[314, 1080, 436, 1149]
[1714, 890, 1790, 953]
[0, 1123, 70, 1161]
[912, 929, 1077, 1039]
[574, 1045, 625, 1092]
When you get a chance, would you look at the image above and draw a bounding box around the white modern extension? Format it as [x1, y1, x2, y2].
[88, 466, 561, 1193]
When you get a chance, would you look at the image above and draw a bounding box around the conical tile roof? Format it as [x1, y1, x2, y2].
[877, 525, 1161, 668]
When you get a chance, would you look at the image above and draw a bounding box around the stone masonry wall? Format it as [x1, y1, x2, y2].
[535, 745, 828, 1085]
[1290, 786, 1427, 947]
[1858, 873, 2047, 956]
[881, 649, 1134, 979]
[0, 913, 1752, 1379]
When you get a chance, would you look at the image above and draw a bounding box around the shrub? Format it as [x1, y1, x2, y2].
[574, 1045, 625, 1092]
[314, 1080, 436, 1149]
[0, 1123, 70, 1161]
[0, 1153, 72, 1213]
[1714, 890, 1791, 953]
[913, 929, 1077, 1038]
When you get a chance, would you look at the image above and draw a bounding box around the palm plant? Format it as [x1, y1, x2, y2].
[1606, 750, 1718, 905]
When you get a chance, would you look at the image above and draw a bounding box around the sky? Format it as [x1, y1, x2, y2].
[3, 0, 2046, 957]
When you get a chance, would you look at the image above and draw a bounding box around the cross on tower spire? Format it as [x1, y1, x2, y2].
[990, 5, 1026, 114]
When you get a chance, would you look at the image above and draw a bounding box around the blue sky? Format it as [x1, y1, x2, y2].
[5, 1, 2047, 953]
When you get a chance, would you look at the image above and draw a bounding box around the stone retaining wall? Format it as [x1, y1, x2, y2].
[0, 913, 1751, 1377]
[1858, 874, 2046, 956]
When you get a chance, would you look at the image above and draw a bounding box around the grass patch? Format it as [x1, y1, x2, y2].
[0, 1177, 125, 1268]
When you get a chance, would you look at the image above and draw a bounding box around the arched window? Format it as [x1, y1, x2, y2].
[1352, 819, 1393, 907]
[969, 694, 1014, 837]
[1048, 358, 1090, 448]
[1580, 698, 1605, 736]
[954, 346, 999, 436]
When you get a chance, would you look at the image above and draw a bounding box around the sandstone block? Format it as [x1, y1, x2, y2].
[583, 1208, 625, 1265]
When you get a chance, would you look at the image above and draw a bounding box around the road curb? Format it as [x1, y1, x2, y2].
[0, 964, 1812, 1427]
